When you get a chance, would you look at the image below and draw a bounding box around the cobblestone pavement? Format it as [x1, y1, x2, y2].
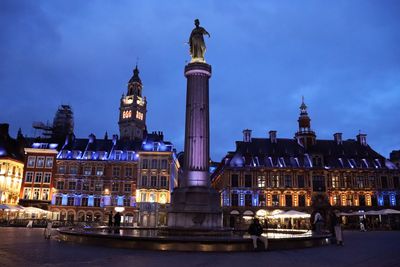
[0, 228, 399, 267]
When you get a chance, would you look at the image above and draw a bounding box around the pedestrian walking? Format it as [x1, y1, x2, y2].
[44, 220, 53, 239]
[313, 211, 324, 235]
[114, 212, 121, 227]
[332, 212, 344, 246]
[248, 218, 268, 250]
[108, 211, 113, 227]
[360, 217, 366, 232]
[113, 212, 121, 234]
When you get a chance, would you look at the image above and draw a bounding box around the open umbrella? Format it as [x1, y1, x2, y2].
[274, 210, 311, 218]
[0, 204, 24, 211]
[23, 207, 49, 214]
[365, 210, 382, 215]
[380, 209, 400, 215]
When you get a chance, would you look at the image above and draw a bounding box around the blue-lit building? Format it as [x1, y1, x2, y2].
[49, 131, 178, 225]
[211, 99, 400, 228]
[48, 66, 179, 225]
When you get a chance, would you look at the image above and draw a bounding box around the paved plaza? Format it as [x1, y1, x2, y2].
[0, 228, 399, 267]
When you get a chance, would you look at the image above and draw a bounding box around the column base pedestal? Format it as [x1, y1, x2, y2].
[167, 186, 222, 229]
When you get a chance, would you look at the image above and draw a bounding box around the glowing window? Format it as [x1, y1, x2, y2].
[42, 189, 50, 200]
[43, 172, 51, 183]
[331, 175, 339, 188]
[122, 110, 132, 119]
[257, 176, 266, 188]
[36, 157, 45, 168]
[27, 156, 36, 168]
[25, 172, 33, 182]
[136, 111, 143, 120]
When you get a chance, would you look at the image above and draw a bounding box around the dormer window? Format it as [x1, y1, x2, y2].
[127, 151, 134, 161]
[312, 156, 323, 167]
[374, 159, 382, 168]
[350, 159, 357, 168]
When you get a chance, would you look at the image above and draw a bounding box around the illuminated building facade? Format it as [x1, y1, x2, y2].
[0, 124, 24, 205]
[48, 132, 178, 225]
[119, 66, 147, 141]
[19, 143, 58, 210]
[211, 100, 400, 227]
[49, 134, 140, 223]
[136, 132, 180, 227]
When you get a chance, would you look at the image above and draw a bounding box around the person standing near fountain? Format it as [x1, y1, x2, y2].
[332, 211, 344, 246]
[313, 211, 324, 235]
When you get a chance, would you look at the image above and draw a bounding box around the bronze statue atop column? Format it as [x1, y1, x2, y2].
[189, 19, 210, 63]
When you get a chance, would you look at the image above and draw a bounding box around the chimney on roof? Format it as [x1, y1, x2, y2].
[334, 132, 342, 145]
[0, 123, 9, 139]
[112, 134, 118, 145]
[269, 130, 277, 144]
[243, 129, 252, 143]
[88, 133, 96, 143]
[357, 133, 367, 146]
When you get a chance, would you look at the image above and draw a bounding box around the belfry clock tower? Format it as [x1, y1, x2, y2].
[118, 66, 147, 140]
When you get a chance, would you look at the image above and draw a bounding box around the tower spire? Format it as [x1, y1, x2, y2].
[300, 96, 308, 115]
[295, 97, 316, 148]
[118, 63, 147, 141]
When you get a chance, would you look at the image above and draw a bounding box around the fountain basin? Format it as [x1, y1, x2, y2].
[58, 227, 331, 252]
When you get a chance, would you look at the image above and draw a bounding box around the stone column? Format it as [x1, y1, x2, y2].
[183, 62, 211, 187]
[167, 62, 222, 229]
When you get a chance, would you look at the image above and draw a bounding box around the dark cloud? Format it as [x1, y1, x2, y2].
[0, 0, 399, 160]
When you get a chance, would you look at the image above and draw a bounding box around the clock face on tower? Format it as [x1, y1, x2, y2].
[136, 97, 144, 106]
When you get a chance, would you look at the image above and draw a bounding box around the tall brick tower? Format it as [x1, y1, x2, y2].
[118, 66, 147, 140]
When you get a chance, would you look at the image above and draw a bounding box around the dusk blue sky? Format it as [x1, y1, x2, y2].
[1, 1, 399, 161]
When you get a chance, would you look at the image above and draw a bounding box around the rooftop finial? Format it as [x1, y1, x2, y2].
[300, 96, 307, 113]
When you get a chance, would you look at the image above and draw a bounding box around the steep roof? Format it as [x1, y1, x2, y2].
[0, 124, 24, 162]
[221, 137, 396, 170]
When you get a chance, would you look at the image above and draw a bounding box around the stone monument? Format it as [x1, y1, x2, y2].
[168, 19, 222, 229]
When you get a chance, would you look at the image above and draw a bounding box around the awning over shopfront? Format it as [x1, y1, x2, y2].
[243, 210, 254, 216]
[230, 210, 240, 215]
[0, 204, 24, 211]
[22, 207, 49, 214]
[339, 209, 400, 216]
[270, 209, 284, 216]
[380, 209, 400, 215]
[256, 209, 267, 217]
[269, 210, 310, 219]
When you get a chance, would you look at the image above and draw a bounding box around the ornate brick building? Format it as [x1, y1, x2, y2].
[49, 132, 178, 225]
[0, 124, 24, 206]
[19, 142, 58, 210]
[211, 99, 400, 228]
